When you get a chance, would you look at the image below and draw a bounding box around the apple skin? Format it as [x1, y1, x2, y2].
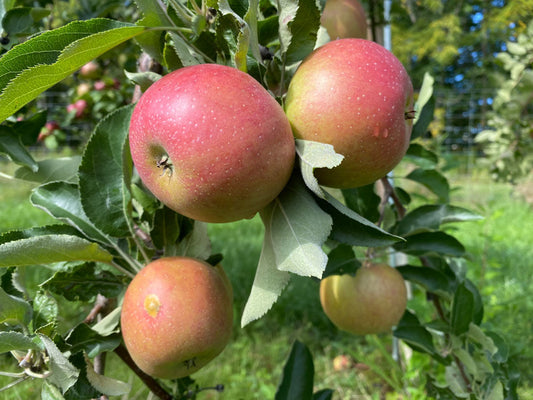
[285, 38, 414, 189]
[319, 263, 407, 335]
[321, 0, 368, 40]
[120, 257, 233, 379]
[129, 64, 295, 223]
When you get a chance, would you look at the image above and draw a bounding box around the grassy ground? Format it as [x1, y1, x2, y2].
[1, 157, 532, 399]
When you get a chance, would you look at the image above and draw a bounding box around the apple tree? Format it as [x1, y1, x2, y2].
[476, 19, 533, 183]
[0, 0, 520, 398]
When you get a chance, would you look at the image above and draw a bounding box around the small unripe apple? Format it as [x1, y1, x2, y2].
[129, 64, 295, 223]
[120, 257, 233, 379]
[320, 263, 407, 335]
[321, 0, 368, 40]
[93, 80, 107, 91]
[285, 38, 414, 188]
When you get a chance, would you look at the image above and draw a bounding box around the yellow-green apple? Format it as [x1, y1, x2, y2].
[319, 263, 407, 335]
[285, 38, 414, 188]
[129, 64, 295, 223]
[120, 257, 233, 379]
[321, 0, 368, 40]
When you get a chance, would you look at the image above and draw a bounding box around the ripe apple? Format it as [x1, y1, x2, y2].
[285, 38, 414, 188]
[129, 63, 295, 223]
[319, 263, 407, 335]
[321, 0, 368, 40]
[120, 257, 233, 379]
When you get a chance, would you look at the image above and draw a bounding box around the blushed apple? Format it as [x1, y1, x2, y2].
[120, 257, 233, 379]
[285, 38, 414, 188]
[319, 263, 407, 335]
[321, 0, 368, 40]
[129, 63, 295, 223]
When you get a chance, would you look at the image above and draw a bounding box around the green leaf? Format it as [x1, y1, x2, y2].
[393, 231, 465, 257]
[42, 381, 66, 400]
[2, 7, 49, 36]
[84, 353, 131, 396]
[264, 173, 331, 278]
[397, 265, 453, 297]
[342, 184, 381, 223]
[0, 234, 113, 267]
[275, 340, 314, 400]
[124, 70, 162, 92]
[241, 207, 291, 327]
[313, 389, 335, 400]
[78, 105, 134, 238]
[30, 182, 110, 244]
[450, 282, 474, 336]
[413, 72, 434, 122]
[0, 125, 38, 171]
[278, 0, 320, 64]
[12, 109, 47, 145]
[66, 324, 121, 357]
[14, 156, 82, 184]
[39, 334, 79, 394]
[295, 139, 343, 198]
[394, 310, 447, 363]
[175, 220, 212, 260]
[42, 263, 125, 302]
[215, 12, 250, 71]
[404, 168, 450, 202]
[0, 18, 146, 122]
[323, 244, 360, 278]
[395, 204, 483, 236]
[134, 0, 174, 62]
[0, 286, 32, 325]
[167, 31, 203, 68]
[318, 193, 403, 247]
[91, 306, 121, 337]
[151, 206, 180, 253]
[33, 290, 59, 332]
[405, 143, 438, 168]
[0, 331, 41, 353]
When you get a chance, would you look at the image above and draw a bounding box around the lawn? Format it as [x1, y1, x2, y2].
[1, 156, 532, 399]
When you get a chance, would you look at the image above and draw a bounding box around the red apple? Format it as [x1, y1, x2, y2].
[285, 38, 414, 188]
[129, 64, 295, 223]
[320, 263, 407, 335]
[120, 257, 233, 379]
[321, 0, 368, 40]
[93, 80, 107, 91]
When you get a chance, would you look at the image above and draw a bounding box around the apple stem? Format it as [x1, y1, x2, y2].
[114, 344, 174, 400]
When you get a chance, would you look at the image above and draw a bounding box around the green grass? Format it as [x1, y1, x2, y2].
[1, 160, 533, 399]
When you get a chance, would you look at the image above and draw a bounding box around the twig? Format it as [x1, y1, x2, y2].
[114, 344, 173, 400]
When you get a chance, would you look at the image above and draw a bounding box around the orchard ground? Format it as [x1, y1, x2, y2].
[0, 151, 532, 399]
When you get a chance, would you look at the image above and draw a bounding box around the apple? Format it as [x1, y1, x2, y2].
[129, 63, 295, 223]
[332, 354, 353, 371]
[93, 80, 107, 91]
[321, 0, 368, 40]
[120, 256, 233, 379]
[79, 61, 101, 79]
[37, 121, 60, 142]
[285, 38, 414, 188]
[319, 263, 407, 335]
[67, 99, 88, 119]
[76, 82, 91, 97]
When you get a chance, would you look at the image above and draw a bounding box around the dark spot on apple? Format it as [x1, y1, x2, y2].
[184, 357, 197, 369]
